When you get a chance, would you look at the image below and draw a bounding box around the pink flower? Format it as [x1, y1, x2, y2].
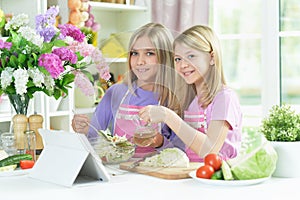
[53, 47, 78, 64]
[0, 39, 12, 50]
[58, 24, 85, 42]
[99, 66, 111, 80]
[74, 71, 94, 96]
[67, 41, 110, 81]
[38, 53, 64, 79]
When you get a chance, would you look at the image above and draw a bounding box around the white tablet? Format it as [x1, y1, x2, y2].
[29, 129, 110, 187]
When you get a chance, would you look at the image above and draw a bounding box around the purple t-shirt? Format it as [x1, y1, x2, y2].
[88, 83, 185, 151]
[185, 87, 242, 161]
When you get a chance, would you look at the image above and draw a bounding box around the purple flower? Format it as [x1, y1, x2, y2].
[45, 6, 59, 19]
[58, 24, 85, 42]
[53, 47, 78, 64]
[35, 6, 59, 42]
[38, 53, 64, 79]
[38, 26, 57, 42]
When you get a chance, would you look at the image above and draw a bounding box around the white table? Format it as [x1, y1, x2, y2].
[0, 166, 299, 200]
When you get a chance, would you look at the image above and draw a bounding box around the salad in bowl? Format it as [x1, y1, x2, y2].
[89, 131, 135, 164]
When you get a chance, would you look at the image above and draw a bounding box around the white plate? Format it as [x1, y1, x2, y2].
[189, 170, 271, 186]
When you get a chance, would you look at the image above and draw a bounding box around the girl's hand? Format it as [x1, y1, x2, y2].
[133, 132, 164, 148]
[139, 105, 167, 124]
[71, 114, 90, 134]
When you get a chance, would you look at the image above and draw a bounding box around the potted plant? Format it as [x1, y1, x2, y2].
[260, 104, 300, 177]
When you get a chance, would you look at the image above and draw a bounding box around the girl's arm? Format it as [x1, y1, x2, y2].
[152, 125, 186, 151]
[139, 105, 229, 157]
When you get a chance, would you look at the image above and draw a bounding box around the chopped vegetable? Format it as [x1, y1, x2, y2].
[211, 169, 224, 180]
[139, 148, 190, 168]
[0, 164, 17, 172]
[90, 134, 135, 164]
[221, 161, 234, 180]
[20, 160, 35, 169]
[0, 154, 33, 167]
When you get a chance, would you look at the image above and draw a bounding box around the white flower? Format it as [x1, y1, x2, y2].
[28, 68, 44, 88]
[13, 68, 29, 95]
[44, 75, 55, 92]
[0, 67, 14, 89]
[18, 26, 44, 47]
[5, 13, 29, 31]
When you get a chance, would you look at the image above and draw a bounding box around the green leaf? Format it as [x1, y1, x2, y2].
[18, 53, 26, 64]
[53, 40, 66, 47]
[9, 55, 18, 68]
[260, 104, 300, 141]
[37, 66, 50, 75]
[81, 70, 94, 82]
[41, 42, 54, 53]
[11, 31, 21, 46]
[62, 73, 75, 85]
[227, 130, 278, 180]
[4, 85, 16, 94]
[1, 58, 6, 67]
[53, 89, 62, 100]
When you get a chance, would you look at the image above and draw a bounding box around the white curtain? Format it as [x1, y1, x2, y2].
[151, 0, 209, 35]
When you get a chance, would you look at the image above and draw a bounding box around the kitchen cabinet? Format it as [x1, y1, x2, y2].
[90, 0, 151, 79]
[0, 0, 151, 132]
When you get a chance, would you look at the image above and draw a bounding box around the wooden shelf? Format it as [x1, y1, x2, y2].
[73, 107, 96, 115]
[49, 111, 70, 117]
[0, 113, 11, 122]
[105, 57, 127, 63]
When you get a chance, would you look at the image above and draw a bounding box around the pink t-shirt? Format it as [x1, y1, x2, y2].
[184, 87, 242, 162]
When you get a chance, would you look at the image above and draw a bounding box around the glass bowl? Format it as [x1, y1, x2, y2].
[133, 125, 157, 147]
[89, 136, 135, 165]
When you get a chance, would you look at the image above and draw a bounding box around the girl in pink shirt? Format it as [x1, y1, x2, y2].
[139, 25, 242, 162]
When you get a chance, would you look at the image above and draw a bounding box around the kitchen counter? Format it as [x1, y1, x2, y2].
[0, 166, 299, 200]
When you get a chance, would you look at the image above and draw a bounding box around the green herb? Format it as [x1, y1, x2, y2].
[260, 104, 300, 141]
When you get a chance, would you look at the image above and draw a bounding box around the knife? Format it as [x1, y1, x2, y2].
[128, 151, 159, 169]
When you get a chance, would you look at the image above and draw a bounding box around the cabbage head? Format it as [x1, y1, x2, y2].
[226, 128, 278, 180]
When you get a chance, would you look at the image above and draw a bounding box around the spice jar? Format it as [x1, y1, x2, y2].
[28, 114, 44, 155]
[12, 114, 28, 152]
[24, 130, 36, 161]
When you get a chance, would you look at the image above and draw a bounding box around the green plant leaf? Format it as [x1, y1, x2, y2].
[260, 104, 300, 141]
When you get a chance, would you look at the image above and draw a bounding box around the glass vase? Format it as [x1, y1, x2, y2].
[8, 93, 30, 115]
[8, 94, 30, 154]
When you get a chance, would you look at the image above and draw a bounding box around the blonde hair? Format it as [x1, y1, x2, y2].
[123, 23, 181, 115]
[173, 25, 226, 108]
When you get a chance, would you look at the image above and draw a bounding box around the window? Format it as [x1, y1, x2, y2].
[280, 0, 300, 107]
[209, 0, 263, 127]
[209, 0, 300, 127]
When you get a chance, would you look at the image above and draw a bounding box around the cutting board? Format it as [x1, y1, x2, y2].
[119, 162, 202, 180]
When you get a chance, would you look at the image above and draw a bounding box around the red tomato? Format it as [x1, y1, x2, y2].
[196, 165, 215, 179]
[204, 153, 222, 171]
[20, 160, 35, 169]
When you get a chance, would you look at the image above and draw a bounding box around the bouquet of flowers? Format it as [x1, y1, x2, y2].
[0, 6, 110, 115]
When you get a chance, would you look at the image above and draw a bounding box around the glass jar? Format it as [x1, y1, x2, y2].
[28, 114, 44, 154]
[1, 132, 17, 156]
[24, 130, 36, 161]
